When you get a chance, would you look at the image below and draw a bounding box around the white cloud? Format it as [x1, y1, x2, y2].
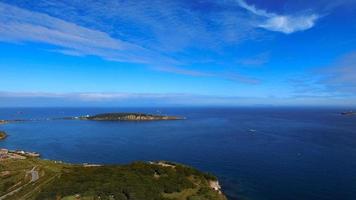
[236, 0, 319, 34]
[260, 14, 319, 34]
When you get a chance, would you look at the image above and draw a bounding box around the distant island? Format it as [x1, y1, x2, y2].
[341, 111, 356, 116]
[0, 119, 28, 124]
[71, 112, 184, 121]
[0, 131, 6, 140]
[0, 113, 184, 124]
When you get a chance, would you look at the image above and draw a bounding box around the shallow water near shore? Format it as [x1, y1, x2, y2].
[1, 107, 356, 200]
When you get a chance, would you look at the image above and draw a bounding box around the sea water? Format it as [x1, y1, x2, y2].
[0, 107, 356, 200]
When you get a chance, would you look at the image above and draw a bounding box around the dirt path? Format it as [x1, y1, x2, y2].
[30, 167, 39, 182]
[0, 166, 39, 200]
[0, 186, 24, 200]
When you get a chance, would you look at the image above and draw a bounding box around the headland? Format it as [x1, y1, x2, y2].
[0, 128, 225, 200]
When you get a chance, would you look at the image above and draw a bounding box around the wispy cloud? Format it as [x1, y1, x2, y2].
[237, 52, 269, 66]
[288, 76, 329, 96]
[0, 91, 242, 106]
[236, 0, 320, 34]
[153, 66, 260, 84]
[152, 66, 212, 77]
[318, 52, 356, 93]
[288, 52, 356, 98]
[220, 72, 260, 84]
[0, 2, 175, 65]
[0, 1, 261, 84]
[0, 0, 324, 87]
[7, 0, 257, 51]
[2, 91, 355, 107]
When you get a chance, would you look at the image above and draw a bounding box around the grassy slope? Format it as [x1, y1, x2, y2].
[0, 159, 226, 200]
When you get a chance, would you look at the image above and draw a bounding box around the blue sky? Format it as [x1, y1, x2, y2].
[0, 0, 355, 106]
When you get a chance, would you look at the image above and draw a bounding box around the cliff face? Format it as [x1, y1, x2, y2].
[82, 113, 182, 121]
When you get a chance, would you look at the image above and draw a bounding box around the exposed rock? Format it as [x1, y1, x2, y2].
[209, 180, 222, 194]
[0, 131, 7, 140]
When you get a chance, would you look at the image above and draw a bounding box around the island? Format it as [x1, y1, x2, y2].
[341, 111, 356, 116]
[0, 119, 28, 124]
[0, 131, 7, 140]
[72, 112, 184, 121]
[0, 113, 183, 123]
[0, 154, 226, 200]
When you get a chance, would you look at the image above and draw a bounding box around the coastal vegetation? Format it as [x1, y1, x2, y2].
[0, 158, 226, 200]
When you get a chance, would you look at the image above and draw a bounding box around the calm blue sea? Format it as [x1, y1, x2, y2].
[1, 107, 356, 200]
